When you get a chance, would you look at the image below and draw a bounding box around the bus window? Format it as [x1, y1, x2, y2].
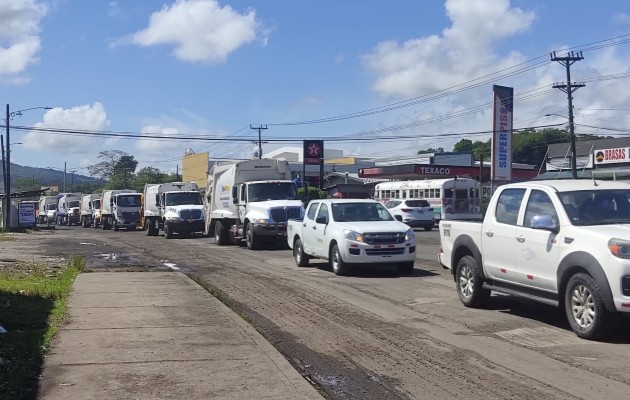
[444, 189, 453, 198]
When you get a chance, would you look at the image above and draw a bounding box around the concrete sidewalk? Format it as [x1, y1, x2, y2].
[38, 272, 323, 400]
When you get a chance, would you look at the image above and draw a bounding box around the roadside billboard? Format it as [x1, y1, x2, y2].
[18, 202, 36, 228]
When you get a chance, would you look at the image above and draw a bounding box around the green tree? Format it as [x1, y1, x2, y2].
[417, 147, 444, 154]
[298, 186, 327, 204]
[453, 138, 490, 160]
[132, 167, 168, 192]
[87, 150, 135, 180]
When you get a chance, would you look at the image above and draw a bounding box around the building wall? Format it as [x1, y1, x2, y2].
[182, 152, 209, 189]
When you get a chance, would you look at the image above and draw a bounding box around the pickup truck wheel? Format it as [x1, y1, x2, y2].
[164, 222, 174, 239]
[294, 239, 309, 267]
[331, 245, 349, 276]
[215, 221, 228, 245]
[564, 273, 618, 340]
[456, 255, 490, 308]
[397, 261, 415, 275]
[246, 224, 259, 250]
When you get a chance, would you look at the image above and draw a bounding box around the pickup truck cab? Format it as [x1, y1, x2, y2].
[439, 179, 630, 340]
[287, 199, 416, 275]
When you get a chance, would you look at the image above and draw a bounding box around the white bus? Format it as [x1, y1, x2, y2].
[374, 177, 482, 222]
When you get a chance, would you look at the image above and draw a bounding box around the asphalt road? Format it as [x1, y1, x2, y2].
[32, 225, 630, 400]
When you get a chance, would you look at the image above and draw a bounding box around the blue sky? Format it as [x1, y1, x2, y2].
[2, 0, 630, 176]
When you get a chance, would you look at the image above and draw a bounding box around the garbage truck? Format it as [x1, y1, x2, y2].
[38, 195, 59, 224]
[80, 194, 101, 228]
[204, 159, 304, 250]
[100, 189, 142, 231]
[57, 193, 82, 226]
[142, 182, 205, 239]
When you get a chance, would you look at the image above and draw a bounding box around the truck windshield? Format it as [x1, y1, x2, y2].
[332, 203, 394, 222]
[558, 189, 630, 226]
[248, 183, 298, 202]
[117, 195, 141, 207]
[165, 192, 203, 206]
[68, 201, 80, 208]
[46, 204, 57, 210]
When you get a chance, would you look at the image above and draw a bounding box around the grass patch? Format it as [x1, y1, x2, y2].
[0, 231, 13, 241]
[0, 256, 84, 400]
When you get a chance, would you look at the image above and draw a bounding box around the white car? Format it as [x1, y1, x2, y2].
[384, 199, 435, 231]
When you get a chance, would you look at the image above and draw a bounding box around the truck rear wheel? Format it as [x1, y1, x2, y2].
[564, 273, 618, 340]
[455, 255, 490, 308]
[294, 239, 309, 267]
[215, 221, 228, 245]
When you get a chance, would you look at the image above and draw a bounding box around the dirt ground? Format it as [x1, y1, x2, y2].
[4, 227, 630, 400]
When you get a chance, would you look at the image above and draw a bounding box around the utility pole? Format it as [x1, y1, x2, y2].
[63, 162, 67, 192]
[250, 125, 268, 159]
[550, 51, 585, 179]
[5, 104, 10, 228]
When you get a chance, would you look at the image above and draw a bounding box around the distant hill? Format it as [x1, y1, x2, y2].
[0, 162, 105, 193]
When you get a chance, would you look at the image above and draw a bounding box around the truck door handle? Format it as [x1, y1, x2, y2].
[303, 223, 307, 227]
[485, 230, 493, 237]
[516, 235, 525, 243]
[312, 226, 317, 230]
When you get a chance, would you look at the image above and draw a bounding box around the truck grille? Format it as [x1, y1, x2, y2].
[365, 247, 405, 256]
[363, 232, 405, 245]
[179, 209, 202, 220]
[123, 211, 140, 219]
[270, 207, 302, 223]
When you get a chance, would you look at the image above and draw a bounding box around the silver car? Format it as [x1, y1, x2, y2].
[384, 199, 435, 231]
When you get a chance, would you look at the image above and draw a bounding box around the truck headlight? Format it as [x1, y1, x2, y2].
[404, 229, 415, 241]
[344, 230, 364, 243]
[609, 238, 630, 258]
[252, 218, 270, 224]
[166, 216, 181, 221]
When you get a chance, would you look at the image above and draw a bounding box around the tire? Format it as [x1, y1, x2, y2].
[113, 220, 119, 231]
[294, 238, 309, 267]
[564, 273, 618, 340]
[82, 217, 89, 228]
[397, 261, 415, 275]
[215, 221, 228, 245]
[246, 224, 258, 250]
[330, 244, 349, 276]
[455, 255, 490, 308]
[164, 222, 174, 239]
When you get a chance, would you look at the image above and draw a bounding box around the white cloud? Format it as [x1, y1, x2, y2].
[614, 12, 630, 25]
[128, 0, 267, 65]
[0, 0, 46, 81]
[22, 103, 111, 152]
[362, 0, 535, 98]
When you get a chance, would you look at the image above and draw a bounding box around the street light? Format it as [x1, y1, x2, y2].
[4, 104, 52, 229]
[545, 112, 577, 179]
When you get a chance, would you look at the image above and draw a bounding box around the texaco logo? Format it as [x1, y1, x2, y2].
[307, 143, 321, 157]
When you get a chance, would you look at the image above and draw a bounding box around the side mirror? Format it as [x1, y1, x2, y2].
[530, 215, 559, 234]
[232, 197, 238, 205]
[316, 216, 328, 224]
[155, 194, 160, 205]
[110, 199, 114, 206]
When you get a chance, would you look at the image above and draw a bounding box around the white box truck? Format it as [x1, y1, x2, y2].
[38, 196, 59, 224]
[100, 189, 142, 231]
[204, 159, 304, 250]
[56, 193, 82, 226]
[80, 194, 101, 228]
[143, 182, 205, 239]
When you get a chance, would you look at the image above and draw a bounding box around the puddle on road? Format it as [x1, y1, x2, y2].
[99, 253, 119, 262]
[161, 260, 180, 270]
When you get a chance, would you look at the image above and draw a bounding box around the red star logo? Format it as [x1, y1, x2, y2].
[307, 143, 320, 157]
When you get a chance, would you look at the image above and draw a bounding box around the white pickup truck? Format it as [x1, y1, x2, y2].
[439, 179, 630, 340]
[287, 199, 417, 275]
